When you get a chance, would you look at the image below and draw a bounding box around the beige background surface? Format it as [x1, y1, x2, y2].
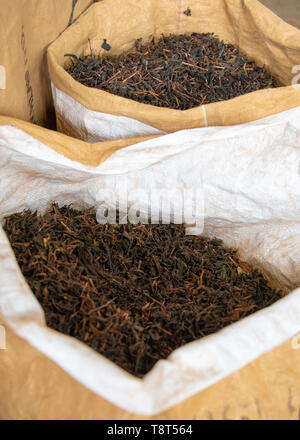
[0, 0, 96, 127]
[260, 0, 300, 28]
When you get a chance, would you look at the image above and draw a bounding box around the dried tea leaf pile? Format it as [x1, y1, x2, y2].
[66, 33, 278, 110]
[4, 205, 283, 377]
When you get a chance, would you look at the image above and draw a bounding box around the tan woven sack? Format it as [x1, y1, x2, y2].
[48, 0, 300, 140]
[0, 110, 300, 419]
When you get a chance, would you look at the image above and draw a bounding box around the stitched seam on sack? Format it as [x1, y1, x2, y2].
[0, 66, 5, 90]
[202, 105, 208, 127]
[178, 0, 184, 34]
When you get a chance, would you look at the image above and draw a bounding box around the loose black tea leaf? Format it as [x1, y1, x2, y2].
[102, 38, 111, 52]
[66, 33, 278, 110]
[184, 8, 192, 16]
[4, 204, 283, 377]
